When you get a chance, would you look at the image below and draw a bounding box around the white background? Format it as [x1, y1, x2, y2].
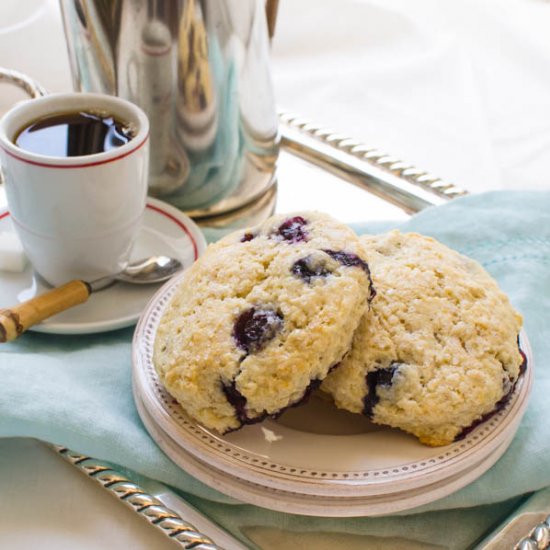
[272, 0, 550, 193]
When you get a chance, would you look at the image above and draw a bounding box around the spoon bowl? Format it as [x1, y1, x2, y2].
[89, 256, 183, 291]
[116, 256, 183, 285]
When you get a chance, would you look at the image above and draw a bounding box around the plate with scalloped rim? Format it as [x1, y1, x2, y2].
[133, 389, 518, 517]
[132, 273, 533, 515]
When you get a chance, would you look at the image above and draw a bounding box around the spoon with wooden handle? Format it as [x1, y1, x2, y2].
[0, 256, 182, 342]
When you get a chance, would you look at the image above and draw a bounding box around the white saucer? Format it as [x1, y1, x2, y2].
[132, 275, 534, 516]
[0, 197, 206, 335]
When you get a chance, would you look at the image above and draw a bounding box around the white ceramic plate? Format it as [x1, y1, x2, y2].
[134, 390, 518, 517]
[132, 275, 533, 515]
[0, 197, 206, 335]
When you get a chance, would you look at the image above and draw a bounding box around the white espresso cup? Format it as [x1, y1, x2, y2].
[0, 93, 149, 286]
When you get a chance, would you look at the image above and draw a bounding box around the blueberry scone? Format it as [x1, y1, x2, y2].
[321, 230, 525, 446]
[154, 212, 374, 434]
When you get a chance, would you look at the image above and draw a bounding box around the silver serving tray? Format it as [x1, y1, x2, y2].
[278, 110, 468, 212]
[54, 445, 245, 550]
[59, 113, 544, 549]
[0, 84, 540, 546]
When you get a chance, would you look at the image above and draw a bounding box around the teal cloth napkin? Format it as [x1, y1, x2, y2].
[1, 190, 549, 548]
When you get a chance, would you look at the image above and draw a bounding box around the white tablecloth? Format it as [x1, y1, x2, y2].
[272, 0, 550, 193]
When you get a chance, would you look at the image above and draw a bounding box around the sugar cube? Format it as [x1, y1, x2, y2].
[0, 231, 28, 272]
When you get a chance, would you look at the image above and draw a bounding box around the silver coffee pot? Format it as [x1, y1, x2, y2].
[60, 0, 279, 218]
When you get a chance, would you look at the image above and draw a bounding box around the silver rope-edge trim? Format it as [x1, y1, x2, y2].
[515, 516, 550, 550]
[279, 110, 468, 214]
[54, 446, 223, 550]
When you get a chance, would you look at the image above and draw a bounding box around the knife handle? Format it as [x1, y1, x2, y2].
[0, 280, 91, 342]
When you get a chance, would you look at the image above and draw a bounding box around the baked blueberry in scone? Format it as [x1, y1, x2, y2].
[154, 212, 374, 434]
[321, 230, 524, 446]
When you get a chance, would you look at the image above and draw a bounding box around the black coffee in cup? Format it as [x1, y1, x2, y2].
[14, 111, 135, 157]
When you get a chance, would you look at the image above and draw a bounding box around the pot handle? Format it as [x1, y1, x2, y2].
[0, 68, 47, 184]
[0, 67, 47, 99]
